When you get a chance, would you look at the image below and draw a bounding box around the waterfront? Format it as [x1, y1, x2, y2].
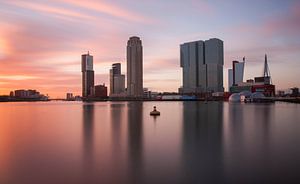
[0, 101, 299, 183]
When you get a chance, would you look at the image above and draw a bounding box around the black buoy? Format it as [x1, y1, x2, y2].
[150, 106, 160, 116]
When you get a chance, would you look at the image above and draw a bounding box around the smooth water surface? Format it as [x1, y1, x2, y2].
[0, 101, 299, 183]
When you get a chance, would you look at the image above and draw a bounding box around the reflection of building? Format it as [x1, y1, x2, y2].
[94, 84, 108, 98]
[181, 102, 223, 183]
[110, 63, 125, 96]
[127, 102, 143, 183]
[228, 59, 245, 89]
[225, 100, 272, 183]
[82, 52, 94, 98]
[179, 38, 224, 93]
[82, 104, 94, 165]
[127, 36, 143, 97]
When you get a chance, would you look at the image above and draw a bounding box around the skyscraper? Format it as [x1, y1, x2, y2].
[127, 36, 143, 97]
[179, 38, 224, 93]
[81, 52, 94, 98]
[228, 59, 245, 90]
[109, 63, 125, 96]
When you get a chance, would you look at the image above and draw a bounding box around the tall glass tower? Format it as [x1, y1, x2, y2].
[81, 52, 94, 98]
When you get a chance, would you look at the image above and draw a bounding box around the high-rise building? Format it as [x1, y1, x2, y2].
[113, 75, 125, 94]
[179, 38, 224, 93]
[81, 52, 94, 98]
[228, 59, 245, 90]
[127, 36, 143, 97]
[109, 63, 125, 95]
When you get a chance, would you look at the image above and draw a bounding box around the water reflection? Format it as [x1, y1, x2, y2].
[1, 102, 299, 183]
[224, 103, 274, 183]
[82, 103, 95, 181]
[109, 103, 128, 183]
[127, 102, 144, 183]
[110, 103, 125, 154]
[181, 101, 224, 183]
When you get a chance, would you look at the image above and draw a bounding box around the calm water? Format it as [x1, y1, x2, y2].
[0, 101, 300, 184]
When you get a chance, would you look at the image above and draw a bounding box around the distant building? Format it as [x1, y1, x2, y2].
[179, 38, 224, 93]
[109, 63, 125, 96]
[66, 93, 74, 100]
[81, 52, 94, 98]
[228, 59, 245, 90]
[229, 55, 275, 97]
[14, 90, 28, 98]
[127, 36, 143, 97]
[94, 84, 108, 98]
[291, 87, 299, 97]
[143, 88, 151, 99]
[14, 89, 47, 99]
[277, 90, 285, 97]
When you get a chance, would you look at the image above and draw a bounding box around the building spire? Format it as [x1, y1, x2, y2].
[263, 54, 272, 84]
[264, 54, 270, 77]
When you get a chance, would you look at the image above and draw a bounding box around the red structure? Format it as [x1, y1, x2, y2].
[251, 84, 275, 97]
[94, 84, 107, 98]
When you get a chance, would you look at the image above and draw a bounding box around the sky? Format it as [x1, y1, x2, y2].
[0, 0, 299, 98]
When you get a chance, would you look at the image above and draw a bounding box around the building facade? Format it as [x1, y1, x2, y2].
[110, 63, 125, 96]
[81, 52, 94, 98]
[127, 36, 143, 97]
[179, 38, 224, 93]
[228, 60, 245, 90]
[113, 75, 125, 94]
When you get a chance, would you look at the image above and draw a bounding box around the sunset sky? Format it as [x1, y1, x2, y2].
[0, 0, 299, 98]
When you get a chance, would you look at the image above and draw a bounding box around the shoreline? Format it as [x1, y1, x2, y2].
[1, 96, 299, 104]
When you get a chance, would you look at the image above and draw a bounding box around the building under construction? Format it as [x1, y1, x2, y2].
[230, 54, 275, 97]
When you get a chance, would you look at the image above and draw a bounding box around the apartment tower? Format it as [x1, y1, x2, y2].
[81, 52, 94, 97]
[127, 36, 143, 97]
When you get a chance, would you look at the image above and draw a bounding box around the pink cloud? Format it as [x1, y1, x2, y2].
[58, 0, 154, 23]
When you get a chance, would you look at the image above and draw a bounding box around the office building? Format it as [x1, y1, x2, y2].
[109, 63, 125, 95]
[113, 75, 125, 94]
[179, 38, 224, 93]
[127, 36, 143, 97]
[228, 59, 245, 90]
[81, 52, 94, 98]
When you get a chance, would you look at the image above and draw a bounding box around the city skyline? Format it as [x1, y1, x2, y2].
[0, 0, 300, 98]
